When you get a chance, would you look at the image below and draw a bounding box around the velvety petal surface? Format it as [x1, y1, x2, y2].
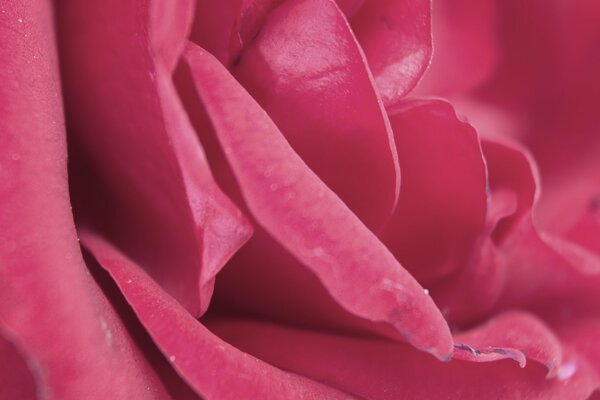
[341, 0, 433, 106]
[380, 99, 487, 281]
[233, 0, 400, 231]
[184, 43, 453, 358]
[81, 232, 354, 400]
[206, 317, 598, 400]
[0, 2, 193, 398]
[56, 0, 252, 316]
[0, 330, 36, 400]
[414, 0, 498, 96]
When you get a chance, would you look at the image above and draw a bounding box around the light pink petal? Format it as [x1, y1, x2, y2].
[57, 0, 252, 316]
[233, 0, 400, 230]
[0, 2, 193, 397]
[149, 0, 196, 72]
[206, 317, 599, 400]
[341, 0, 432, 106]
[81, 232, 353, 400]
[183, 43, 453, 358]
[381, 99, 487, 281]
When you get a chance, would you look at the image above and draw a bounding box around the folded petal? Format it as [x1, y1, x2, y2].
[341, 0, 432, 105]
[381, 100, 487, 281]
[184, 43, 453, 358]
[81, 232, 353, 400]
[453, 311, 563, 376]
[233, 0, 401, 230]
[57, 0, 252, 316]
[206, 317, 598, 400]
[0, 2, 189, 397]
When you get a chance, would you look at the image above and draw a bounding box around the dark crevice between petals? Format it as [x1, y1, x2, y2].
[81, 248, 202, 400]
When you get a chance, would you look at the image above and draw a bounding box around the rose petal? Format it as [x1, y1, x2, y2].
[56, 0, 252, 316]
[81, 232, 354, 400]
[149, 0, 196, 72]
[341, 0, 432, 106]
[0, 330, 37, 400]
[414, 0, 498, 96]
[206, 317, 598, 400]
[183, 43, 453, 358]
[381, 99, 487, 281]
[453, 311, 563, 376]
[0, 2, 189, 397]
[233, 0, 401, 230]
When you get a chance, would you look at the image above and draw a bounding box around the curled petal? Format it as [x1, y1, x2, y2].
[381, 99, 487, 281]
[233, 0, 401, 230]
[206, 317, 598, 400]
[81, 232, 353, 400]
[57, 0, 252, 316]
[342, 0, 432, 105]
[0, 2, 188, 397]
[453, 311, 563, 376]
[184, 43, 453, 358]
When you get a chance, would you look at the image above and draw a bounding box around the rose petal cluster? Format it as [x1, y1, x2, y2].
[1, 1, 599, 399]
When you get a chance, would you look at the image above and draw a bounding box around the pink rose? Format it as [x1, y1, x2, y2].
[2, 0, 599, 399]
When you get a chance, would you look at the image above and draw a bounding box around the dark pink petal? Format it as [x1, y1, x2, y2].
[57, 0, 252, 316]
[0, 331, 36, 400]
[381, 100, 487, 281]
[81, 232, 353, 400]
[480, 139, 539, 243]
[190, 1, 243, 65]
[335, 0, 365, 17]
[206, 317, 599, 400]
[478, 0, 600, 176]
[453, 311, 562, 375]
[414, 0, 498, 96]
[428, 237, 505, 326]
[0, 2, 189, 397]
[233, 0, 400, 230]
[476, 139, 600, 314]
[342, 0, 432, 105]
[184, 43, 453, 358]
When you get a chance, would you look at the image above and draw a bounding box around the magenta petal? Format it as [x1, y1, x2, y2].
[57, 0, 252, 316]
[0, 2, 188, 397]
[206, 317, 599, 400]
[233, 0, 400, 230]
[453, 311, 563, 375]
[184, 43, 453, 358]
[81, 232, 353, 400]
[342, 0, 432, 105]
[381, 100, 487, 281]
[149, 0, 196, 72]
[414, 0, 498, 96]
[0, 330, 36, 400]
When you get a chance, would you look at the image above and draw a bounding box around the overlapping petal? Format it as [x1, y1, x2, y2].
[81, 232, 353, 400]
[340, 0, 433, 106]
[56, 0, 252, 316]
[232, 0, 400, 230]
[381, 99, 487, 281]
[206, 317, 598, 400]
[183, 43, 453, 358]
[0, 2, 194, 397]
